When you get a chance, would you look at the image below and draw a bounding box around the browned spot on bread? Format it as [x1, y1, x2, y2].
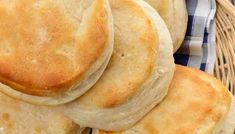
[143, 121, 159, 134]
[0, 113, 13, 130]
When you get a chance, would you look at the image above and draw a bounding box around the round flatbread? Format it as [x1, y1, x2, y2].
[144, 0, 188, 52]
[56, 0, 174, 131]
[0, 0, 114, 105]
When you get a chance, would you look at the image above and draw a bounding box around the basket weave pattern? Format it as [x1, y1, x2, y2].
[215, 0, 235, 95]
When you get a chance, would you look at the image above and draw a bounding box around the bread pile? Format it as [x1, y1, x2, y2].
[0, 0, 234, 134]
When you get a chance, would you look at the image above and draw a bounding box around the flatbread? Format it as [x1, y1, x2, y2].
[0, 0, 114, 105]
[144, 0, 188, 52]
[56, 0, 174, 131]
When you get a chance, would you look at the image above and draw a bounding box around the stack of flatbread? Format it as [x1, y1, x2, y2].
[0, 0, 233, 134]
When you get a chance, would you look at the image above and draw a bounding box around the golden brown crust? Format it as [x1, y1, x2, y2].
[77, 0, 158, 108]
[0, 0, 109, 96]
[99, 65, 232, 134]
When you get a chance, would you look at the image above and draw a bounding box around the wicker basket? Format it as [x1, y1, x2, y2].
[215, 0, 235, 96]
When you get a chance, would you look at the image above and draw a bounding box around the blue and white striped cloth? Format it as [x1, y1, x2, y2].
[174, 0, 216, 74]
